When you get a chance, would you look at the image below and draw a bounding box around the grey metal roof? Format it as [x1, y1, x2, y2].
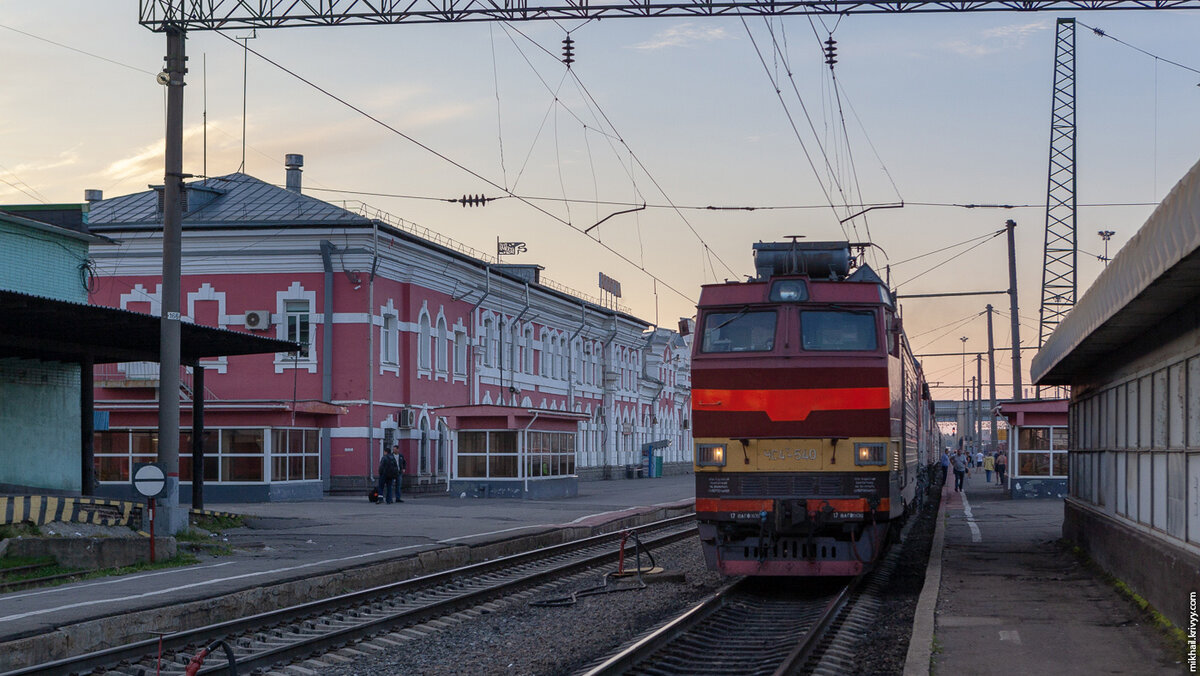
[87, 173, 371, 228]
[1032, 156, 1200, 386]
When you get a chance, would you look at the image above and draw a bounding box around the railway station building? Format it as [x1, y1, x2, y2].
[84, 156, 692, 501]
[1031, 157, 1200, 630]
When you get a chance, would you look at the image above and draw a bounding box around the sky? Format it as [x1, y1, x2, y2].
[3, 1, 1200, 400]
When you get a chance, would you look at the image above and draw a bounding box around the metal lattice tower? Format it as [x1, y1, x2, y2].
[1038, 18, 1077, 349]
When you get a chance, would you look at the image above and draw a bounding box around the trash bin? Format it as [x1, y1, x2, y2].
[653, 455, 663, 478]
[624, 464, 634, 479]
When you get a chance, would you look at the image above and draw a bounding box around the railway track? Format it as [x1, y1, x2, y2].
[579, 576, 851, 676]
[2, 515, 695, 676]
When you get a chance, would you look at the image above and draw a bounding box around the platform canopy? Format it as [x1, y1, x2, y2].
[0, 289, 297, 365]
[1032, 157, 1200, 386]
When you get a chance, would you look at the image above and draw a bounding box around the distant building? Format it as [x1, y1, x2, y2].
[1032, 157, 1200, 631]
[86, 156, 692, 501]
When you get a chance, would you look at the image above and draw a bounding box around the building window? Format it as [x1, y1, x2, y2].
[541, 333, 551, 377]
[271, 428, 321, 481]
[457, 430, 518, 478]
[285, 299, 311, 358]
[481, 318, 493, 368]
[1015, 425, 1069, 478]
[382, 314, 399, 365]
[454, 330, 467, 375]
[510, 324, 520, 373]
[418, 312, 432, 371]
[92, 427, 320, 484]
[526, 431, 577, 477]
[419, 417, 431, 474]
[523, 327, 534, 374]
[437, 421, 449, 474]
[436, 317, 448, 373]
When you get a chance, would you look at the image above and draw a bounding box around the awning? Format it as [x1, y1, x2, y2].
[1032, 156, 1200, 386]
[437, 404, 590, 429]
[0, 289, 298, 364]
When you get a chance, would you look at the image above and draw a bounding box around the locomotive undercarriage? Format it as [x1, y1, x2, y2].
[697, 504, 901, 576]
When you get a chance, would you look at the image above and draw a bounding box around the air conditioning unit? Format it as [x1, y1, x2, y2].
[244, 310, 272, 330]
[398, 408, 416, 429]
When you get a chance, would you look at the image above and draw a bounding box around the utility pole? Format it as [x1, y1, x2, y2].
[976, 356, 983, 454]
[158, 25, 187, 534]
[1098, 230, 1116, 266]
[1007, 220, 1024, 401]
[986, 304, 998, 451]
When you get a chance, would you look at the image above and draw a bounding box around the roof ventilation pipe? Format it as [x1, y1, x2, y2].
[285, 154, 304, 193]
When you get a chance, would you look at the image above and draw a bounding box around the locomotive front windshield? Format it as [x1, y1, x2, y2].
[800, 310, 878, 351]
[701, 310, 777, 353]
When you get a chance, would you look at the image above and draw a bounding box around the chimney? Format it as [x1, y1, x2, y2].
[84, 189, 103, 202]
[285, 154, 304, 193]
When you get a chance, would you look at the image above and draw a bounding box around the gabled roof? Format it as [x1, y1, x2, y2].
[87, 173, 371, 229]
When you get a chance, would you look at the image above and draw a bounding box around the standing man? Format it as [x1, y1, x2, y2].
[952, 450, 968, 493]
[377, 447, 400, 504]
[995, 450, 1008, 488]
[940, 448, 951, 487]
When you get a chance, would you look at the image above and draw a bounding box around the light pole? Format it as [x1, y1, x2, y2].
[1098, 230, 1116, 267]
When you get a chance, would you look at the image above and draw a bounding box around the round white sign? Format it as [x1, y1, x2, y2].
[133, 463, 167, 498]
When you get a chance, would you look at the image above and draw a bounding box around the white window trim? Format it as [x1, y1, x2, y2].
[274, 282, 317, 374]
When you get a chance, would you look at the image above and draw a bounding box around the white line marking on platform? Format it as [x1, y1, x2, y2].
[962, 492, 982, 543]
[999, 630, 1021, 644]
[0, 544, 426, 625]
[2, 561, 237, 601]
[439, 526, 545, 542]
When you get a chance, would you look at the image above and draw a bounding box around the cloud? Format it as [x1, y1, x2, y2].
[632, 23, 731, 51]
[942, 21, 1051, 57]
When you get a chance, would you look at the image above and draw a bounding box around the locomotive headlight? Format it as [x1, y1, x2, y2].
[769, 279, 809, 302]
[698, 443, 727, 467]
[854, 442, 886, 466]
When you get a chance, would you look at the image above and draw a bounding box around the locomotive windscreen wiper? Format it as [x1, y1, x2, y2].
[711, 305, 750, 330]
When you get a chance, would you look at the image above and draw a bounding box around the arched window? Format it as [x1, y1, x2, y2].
[436, 317, 448, 372]
[419, 416, 430, 474]
[510, 323, 520, 373]
[558, 337, 568, 380]
[523, 327, 534, 374]
[418, 312, 432, 370]
[481, 317, 493, 368]
[437, 420, 449, 475]
[574, 340, 583, 384]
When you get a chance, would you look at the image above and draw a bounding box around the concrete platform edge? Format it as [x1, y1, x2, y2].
[903, 485, 947, 676]
[0, 503, 692, 672]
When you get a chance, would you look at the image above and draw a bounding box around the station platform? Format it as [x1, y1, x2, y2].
[907, 475, 1180, 675]
[0, 474, 694, 670]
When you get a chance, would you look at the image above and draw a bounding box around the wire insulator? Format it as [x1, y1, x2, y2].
[562, 35, 575, 68]
[824, 37, 838, 67]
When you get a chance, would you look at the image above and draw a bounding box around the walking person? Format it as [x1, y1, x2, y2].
[983, 452, 995, 484]
[377, 447, 401, 504]
[995, 450, 1008, 487]
[940, 448, 951, 487]
[952, 450, 968, 492]
[976, 450, 984, 469]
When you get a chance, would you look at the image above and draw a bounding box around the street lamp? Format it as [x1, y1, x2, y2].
[1098, 230, 1116, 267]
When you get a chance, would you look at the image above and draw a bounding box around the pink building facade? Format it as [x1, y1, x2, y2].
[86, 160, 692, 501]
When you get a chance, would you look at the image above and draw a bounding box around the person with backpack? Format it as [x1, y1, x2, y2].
[377, 446, 404, 504]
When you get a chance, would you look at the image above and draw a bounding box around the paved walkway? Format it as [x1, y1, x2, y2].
[914, 476, 1179, 675]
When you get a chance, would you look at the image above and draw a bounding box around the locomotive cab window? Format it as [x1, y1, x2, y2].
[800, 310, 878, 351]
[701, 310, 777, 353]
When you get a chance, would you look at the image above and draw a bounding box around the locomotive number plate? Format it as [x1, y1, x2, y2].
[762, 448, 820, 462]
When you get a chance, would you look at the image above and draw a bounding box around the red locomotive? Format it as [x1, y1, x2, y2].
[691, 240, 938, 576]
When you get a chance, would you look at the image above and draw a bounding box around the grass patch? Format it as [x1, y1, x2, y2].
[1065, 540, 1189, 658]
[0, 523, 41, 539]
[0, 555, 55, 570]
[192, 513, 245, 532]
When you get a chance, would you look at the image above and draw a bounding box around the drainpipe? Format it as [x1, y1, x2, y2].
[523, 410, 541, 495]
[319, 241, 336, 494]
